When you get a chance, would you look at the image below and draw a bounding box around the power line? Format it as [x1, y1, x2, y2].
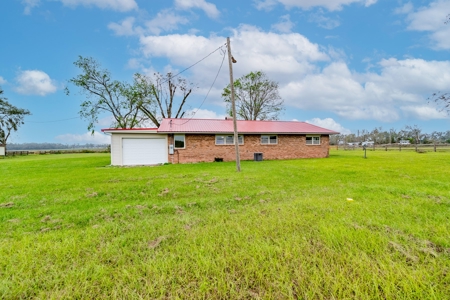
[171, 47, 227, 126]
[27, 116, 80, 123]
[164, 43, 227, 82]
[26, 43, 227, 124]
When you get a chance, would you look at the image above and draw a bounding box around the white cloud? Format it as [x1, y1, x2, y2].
[306, 117, 351, 134]
[0, 76, 6, 85]
[254, 0, 278, 11]
[126, 58, 142, 69]
[282, 58, 450, 122]
[55, 131, 111, 144]
[145, 10, 190, 35]
[271, 15, 295, 33]
[400, 0, 450, 50]
[254, 0, 377, 11]
[400, 105, 448, 120]
[15, 70, 57, 96]
[139, 25, 328, 79]
[185, 108, 227, 119]
[108, 17, 141, 36]
[22, 0, 40, 15]
[97, 115, 116, 127]
[308, 10, 341, 29]
[174, 0, 220, 19]
[134, 27, 450, 123]
[58, 0, 137, 12]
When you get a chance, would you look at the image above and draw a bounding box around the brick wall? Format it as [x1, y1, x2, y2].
[168, 134, 330, 164]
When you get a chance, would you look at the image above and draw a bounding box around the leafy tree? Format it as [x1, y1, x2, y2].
[0, 87, 31, 145]
[67, 56, 194, 130]
[222, 71, 284, 120]
[66, 56, 152, 132]
[136, 72, 194, 127]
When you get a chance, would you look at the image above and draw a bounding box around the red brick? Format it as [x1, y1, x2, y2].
[168, 134, 330, 164]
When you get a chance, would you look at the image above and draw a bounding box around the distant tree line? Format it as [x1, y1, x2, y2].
[330, 126, 450, 145]
[6, 143, 109, 151]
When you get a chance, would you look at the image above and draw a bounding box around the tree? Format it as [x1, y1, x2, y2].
[429, 16, 450, 114]
[67, 56, 194, 130]
[66, 56, 152, 132]
[136, 72, 193, 127]
[429, 92, 450, 115]
[0, 87, 31, 145]
[222, 71, 284, 120]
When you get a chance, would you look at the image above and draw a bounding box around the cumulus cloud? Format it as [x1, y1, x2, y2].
[254, 0, 377, 11]
[282, 58, 450, 122]
[55, 131, 111, 144]
[58, 0, 137, 12]
[15, 70, 57, 96]
[0, 76, 6, 85]
[399, 0, 450, 50]
[22, 0, 40, 15]
[306, 117, 351, 134]
[145, 10, 190, 35]
[185, 108, 227, 119]
[271, 15, 295, 33]
[108, 17, 141, 36]
[174, 0, 220, 19]
[400, 105, 448, 120]
[132, 26, 450, 123]
[139, 25, 328, 78]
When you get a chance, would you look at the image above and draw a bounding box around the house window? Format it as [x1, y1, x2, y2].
[174, 134, 185, 149]
[215, 135, 244, 145]
[306, 135, 320, 145]
[261, 135, 278, 144]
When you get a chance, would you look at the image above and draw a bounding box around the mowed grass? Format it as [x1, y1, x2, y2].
[0, 151, 449, 299]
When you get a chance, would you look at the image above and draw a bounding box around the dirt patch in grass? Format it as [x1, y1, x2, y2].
[148, 236, 167, 249]
[0, 202, 14, 208]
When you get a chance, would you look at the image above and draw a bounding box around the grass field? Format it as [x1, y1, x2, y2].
[0, 151, 449, 299]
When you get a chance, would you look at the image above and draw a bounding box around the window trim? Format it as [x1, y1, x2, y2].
[174, 134, 186, 149]
[261, 135, 278, 145]
[306, 135, 321, 145]
[215, 134, 244, 145]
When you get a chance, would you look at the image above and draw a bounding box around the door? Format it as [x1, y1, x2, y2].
[122, 138, 167, 165]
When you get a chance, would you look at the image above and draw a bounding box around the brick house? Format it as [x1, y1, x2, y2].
[102, 118, 339, 166]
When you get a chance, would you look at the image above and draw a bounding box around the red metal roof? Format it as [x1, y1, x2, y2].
[157, 118, 339, 134]
[101, 128, 158, 133]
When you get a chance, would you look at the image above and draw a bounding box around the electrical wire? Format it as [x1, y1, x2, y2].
[27, 116, 80, 123]
[27, 43, 227, 124]
[162, 43, 227, 83]
[170, 48, 227, 126]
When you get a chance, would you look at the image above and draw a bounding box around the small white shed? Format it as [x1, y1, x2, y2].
[101, 128, 168, 166]
[0, 144, 5, 157]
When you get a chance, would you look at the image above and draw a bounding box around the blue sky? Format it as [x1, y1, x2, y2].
[1, 0, 450, 144]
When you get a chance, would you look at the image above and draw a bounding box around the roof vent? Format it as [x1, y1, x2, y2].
[225, 116, 234, 120]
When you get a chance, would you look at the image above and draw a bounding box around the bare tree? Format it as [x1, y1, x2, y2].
[222, 71, 284, 120]
[137, 72, 194, 127]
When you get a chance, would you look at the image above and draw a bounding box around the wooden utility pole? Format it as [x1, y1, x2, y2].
[227, 37, 241, 172]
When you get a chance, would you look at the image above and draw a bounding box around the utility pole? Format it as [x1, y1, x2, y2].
[227, 37, 241, 172]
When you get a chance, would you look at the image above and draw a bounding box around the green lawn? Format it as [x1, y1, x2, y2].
[0, 151, 449, 299]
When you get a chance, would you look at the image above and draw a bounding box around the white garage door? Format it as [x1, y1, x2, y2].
[122, 138, 167, 165]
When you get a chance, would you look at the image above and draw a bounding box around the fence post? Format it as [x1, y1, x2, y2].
[434, 143, 436, 152]
[385, 145, 387, 151]
[399, 144, 401, 152]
